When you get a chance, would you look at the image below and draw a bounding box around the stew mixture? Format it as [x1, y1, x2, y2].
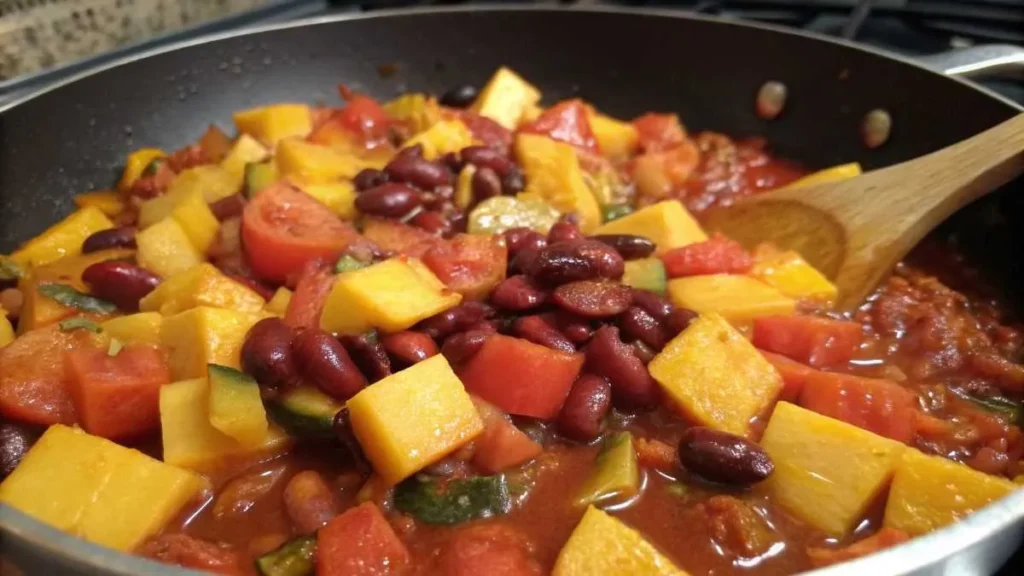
[1, 67, 1021, 576]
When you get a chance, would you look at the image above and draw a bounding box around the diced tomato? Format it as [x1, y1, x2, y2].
[761, 351, 815, 403]
[0, 325, 92, 426]
[241, 183, 362, 284]
[284, 259, 336, 330]
[471, 398, 542, 474]
[435, 524, 542, 576]
[807, 527, 910, 568]
[422, 234, 508, 301]
[65, 344, 170, 441]
[799, 371, 918, 443]
[459, 335, 584, 420]
[519, 100, 599, 154]
[634, 437, 677, 471]
[661, 234, 753, 277]
[630, 140, 700, 200]
[632, 113, 686, 153]
[362, 218, 440, 259]
[335, 90, 391, 145]
[316, 502, 410, 576]
[140, 534, 244, 575]
[753, 315, 862, 368]
[457, 111, 513, 153]
[308, 113, 361, 151]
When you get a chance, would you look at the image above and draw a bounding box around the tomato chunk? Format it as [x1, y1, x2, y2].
[316, 502, 410, 576]
[632, 113, 686, 153]
[435, 524, 542, 576]
[362, 218, 440, 259]
[336, 91, 391, 145]
[661, 234, 753, 277]
[422, 234, 507, 301]
[457, 111, 513, 152]
[799, 371, 918, 443]
[285, 259, 337, 330]
[0, 325, 93, 426]
[519, 100, 599, 154]
[753, 315, 862, 368]
[65, 344, 170, 440]
[471, 398, 542, 474]
[242, 183, 362, 284]
[761, 351, 815, 403]
[630, 140, 701, 200]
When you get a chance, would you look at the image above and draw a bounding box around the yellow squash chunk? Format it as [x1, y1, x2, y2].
[170, 190, 220, 254]
[320, 257, 462, 335]
[667, 275, 795, 324]
[276, 138, 376, 182]
[649, 313, 783, 436]
[138, 166, 240, 227]
[593, 201, 706, 253]
[160, 377, 290, 471]
[11, 206, 113, 267]
[291, 178, 358, 219]
[347, 354, 483, 485]
[760, 402, 905, 536]
[383, 93, 440, 135]
[140, 263, 265, 316]
[405, 119, 475, 160]
[101, 312, 163, 346]
[553, 506, 688, 576]
[516, 133, 602, 233]
[454, 164, 477, 210]
[0, 425, 204, 551]
[208, 364, 269, 448]
[470, 67, 541, 129]
[136, 218, 204, 279]
[117, 148, 165, 191]
[589, 113, 639, 158]
[73, 190, 126, 217]
[0, 310, 13, 347]
[264, 287, 293, 317]
[220, 134, 269, 184]
[884, 449, 1018, 536]
[233, 103, 312, 145]
[783, 162, 862, 191]
[750, 246, 838, 304]
[160, 306, 268, 380]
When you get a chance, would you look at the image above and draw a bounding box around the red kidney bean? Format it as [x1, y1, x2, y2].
[381, 331, 439, 366]
[241, 318, 299, 395]
[553, 281, 632, 318]
[631, 289, 674, 322]
[415, 301, 494, 339]
[585, 326, 659, 409]
[590, 234, 656, 260]
[384, 153, 453, 189]
[513, 315, 576, 354]
[548, 220, 583, 244]
[557, 374, 612, 442]
[440, 85, 478, 108]
[333, 408, 371, 475]
[678, 427, 774, 486]
[354, 182, 422, 218]
[1, 422, 38, 480]
[283, 470, 340, 534]
[353, 168, 388, 191]
[503, 228, 547, 261]
[292, 329, 367, 401]
[619, 306, 667, 350]
[471, 166, 503, 203]
[553, 313, 594, 344]
[447, 212, 468, 236]
[631, 341, 656, 365]
[665, 308, 698, 338]
[82, 226, 136, 254]
[440, 151, 464, 173]
[501, 166, 526, 194]
[82, 260, 161, 311]
[526, 240, 625, 285]
[410, 211, 451, 236]
[460, 145, 514, 177]
[490, 275, 548, 311]
[339, 332, 392, 383]
[209, 194, 246, 221]
[398, 143, 425, 158]
[441, 329, 493, 365]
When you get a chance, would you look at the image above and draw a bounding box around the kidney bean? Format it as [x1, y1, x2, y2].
[548, 220, 583, 244]
[292, 329, 367, 401]
[382, 331, 439, 365]
[503, 228, 547, 262]
[553, 280, 632, 318]
[209, 194, 246, 221]
[552, 312, 594, 344]
[441, 329, 493, 365]
[678, 427, 774, 486]
[339, 332, 392, 383]
[241, 318, 299, 395]
[82, 260, 161, 312]
[490, 275, 547, 311]
[460, 145, 514, 177]
[619, 306, 667, 350]
[333, 408, 371, 475]
[527, 240, 625, 284]
[416, 301, 494, 339]
[590, 234, 656, 260]
[353, 167, 388, 191]
[631, 341, 657, 365]
[440, 151, 464, 173]
[631, 289, 674, 322]
[502, 166, 526, 194]
[398, 143, 425, 158]
[440, 84, 478, 108]
[585, 326, 659, 409]
[355, 182, 422, 218]
[513, 315, 575, 354]
[665, 308, 698, 338]
[471, 166, 503, 203]
[557, 374, 612, 442]
[384, 153, 453, 189]
[0, 422, 39, 480]
[283, 470, 341, 534]
[448, 212, 468, 236]
[410, 211, 451, 236]
[82, 226, 137, 254]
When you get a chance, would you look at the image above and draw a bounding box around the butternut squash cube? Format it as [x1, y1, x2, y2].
[553, 506, 687, 576]
[347, 354, 483, 485]
[160, 306, 268, 380]
[667, 275, 795, 324]
[11, 206, 113, 267]
[470, 67, 541, 129]
[516, 133, 602, 233]
[117, 148, 165, 191]
[383, 93, 440, 135]
[291, 178, 358, 219]
[277, 138, 374, 182]
[136, 218, 204, 279]
[264, 287, 293, 317]
[320, 257, 462, 335]
[750, 246, 838, 304]
[73, 190, 126, 217]
[0, 424, 204, 551]
[140, 263, 266, 316]
[101, 312, 163, 346]
[760, 402, 905, 536]
[883, 448, 1018, 536]
[220, 134, 269, 184]
[589, 113, 640, 159]
[170, 190, 220, 254]
[233, 103, 312, 145]
[0, 311, 13, 347]
[592, 201, 706, 253]
[649, 313, 783, 436]
[139, 166, 239, 227]
[404, 119, 475, 160]
[160, 377, 290, 471]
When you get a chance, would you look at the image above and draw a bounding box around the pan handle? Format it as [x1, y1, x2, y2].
[916, 45, 1024, 80]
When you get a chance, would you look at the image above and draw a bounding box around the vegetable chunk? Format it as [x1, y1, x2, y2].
[11, 207, 113, 267]
[233, 103, 312, 145]
[516, 133, 602, 233]
[667, 274, 795, 324]
[136, 218, 204, 279]
[160, 306, 268, 380]
[316, 502, 410, 576]
[592, 200, 706, 253]
[750, 246, 838, 303]
[553, 506, 687, 576]
[139, 263, 266, 316]
[470, 67, 541, 129]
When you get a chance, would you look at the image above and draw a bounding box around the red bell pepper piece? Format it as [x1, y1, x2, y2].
[632, 113, 686, 153]
[0, 325, 91, 426]
[316, 502, 410, 576]
[753, 315, 862, 368]
[799, 371, 918, 443]
[519, 100, 599, 154]
[660, 234, 753, 277]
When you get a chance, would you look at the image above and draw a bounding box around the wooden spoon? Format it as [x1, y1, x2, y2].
[701, 113, 1024, 311]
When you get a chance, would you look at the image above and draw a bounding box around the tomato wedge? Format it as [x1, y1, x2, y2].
[242, 183, 361, 284]
[632, 113, 686, 153]
[520, 100, 599, 154]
